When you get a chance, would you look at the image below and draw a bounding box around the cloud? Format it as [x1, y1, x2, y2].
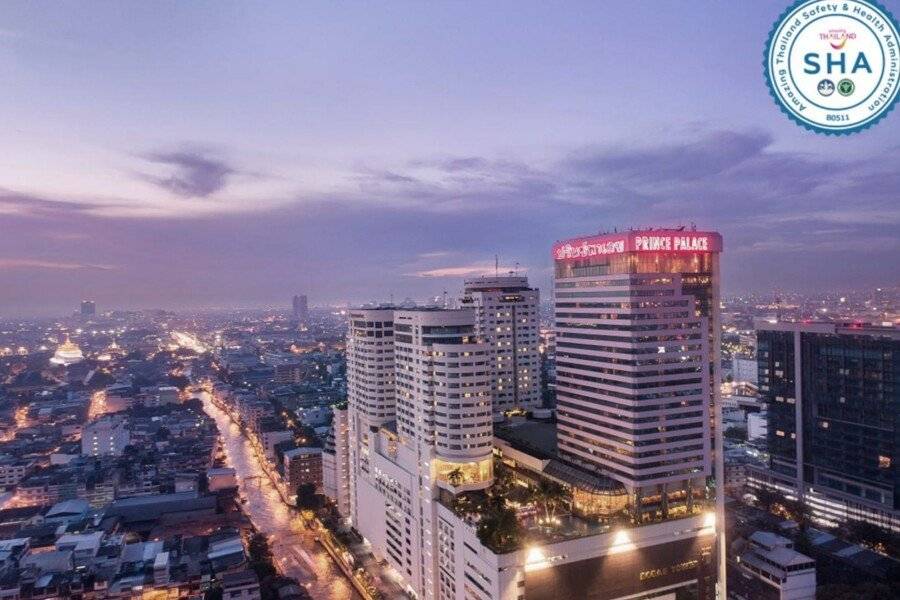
[408, 262, 516, 278]
[409, 264, 494, 278]
[138, 150, 235, 198]
[0, 188, 123, 219]
[0, 258, 116, 271]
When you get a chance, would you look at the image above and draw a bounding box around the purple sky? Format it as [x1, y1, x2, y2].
[1, 1, 898, 315]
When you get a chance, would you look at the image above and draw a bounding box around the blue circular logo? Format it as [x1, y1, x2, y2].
[764, 0, 900, 134]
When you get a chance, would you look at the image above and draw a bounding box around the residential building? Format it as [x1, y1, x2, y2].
[283, 447, 323, 496]
[461, 276, 541, 413]
[81, 415, 130, 457]
[323, 404, 351, 516]
[727, 531, 815, 600]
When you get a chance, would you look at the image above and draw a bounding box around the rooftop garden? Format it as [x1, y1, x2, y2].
[443, 457, 710, 554]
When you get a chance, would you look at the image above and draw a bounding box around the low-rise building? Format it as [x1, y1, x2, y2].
[728, 531, 815, 600]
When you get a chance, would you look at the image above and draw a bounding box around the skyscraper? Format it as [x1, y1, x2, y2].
[461, 276, 541, 413]
[292, 294, 308, 324]
[552, 229, 722, 513]
[346, 307, 396, 523]
[346, 271, 717, 599]
[347, 307, 494, 598]
[80, 300, 96, 317]
[553, 228, 724, 591]
[750, 321, 899, 532]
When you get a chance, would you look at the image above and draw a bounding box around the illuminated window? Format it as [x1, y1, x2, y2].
[878, 455, 891, 469]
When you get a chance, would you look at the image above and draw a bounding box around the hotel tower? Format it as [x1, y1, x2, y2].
[553, 228, 724, 587]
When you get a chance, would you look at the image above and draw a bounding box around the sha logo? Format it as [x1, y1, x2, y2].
[764, 0, 900, 134]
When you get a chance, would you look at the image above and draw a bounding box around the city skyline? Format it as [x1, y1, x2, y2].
[2, 1, 899, 316]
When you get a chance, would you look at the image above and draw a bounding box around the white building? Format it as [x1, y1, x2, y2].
[322, 405, 351, 516]
[747, 411, 768, 441]
[347, 303, 718, 600]
[461, 276, 541, 413]
[732, 355, 758, 386]
[349, 308, 494, 599]
[728, 531, 815, 600]
[346, 307, 396, 523]
[207, 467, 238, 492]
[81, 416, 130, 457]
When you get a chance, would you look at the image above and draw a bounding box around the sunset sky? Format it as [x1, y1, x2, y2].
[1, 1, 898, 315]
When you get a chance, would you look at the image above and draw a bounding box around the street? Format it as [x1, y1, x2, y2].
[199, 392, 361, 600]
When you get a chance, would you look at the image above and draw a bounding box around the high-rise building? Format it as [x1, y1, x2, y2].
[348, 307, 494, 599]
[346, 307, 396, 522]
[283, 447, 323, 496]
[552, 229, 722, 515]
[80, 300, 96, 317]
[292, 294, 308, 324]
[323, 404, 351, 516]
[749, 321, 900, 532]
[461, 276, 541, 413]
[347, 295, 716, 599]
[553, 228, 724, 594]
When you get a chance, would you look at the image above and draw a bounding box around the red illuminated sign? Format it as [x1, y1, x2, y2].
[553, 231, 721, 260]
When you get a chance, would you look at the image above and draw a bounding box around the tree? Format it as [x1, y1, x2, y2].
[296, 483, 318, 509]
[447, 467, 464, 487]
[723, 426, 747, 443]
[843, 519, 900, 556]
[532, 479, 568, 523]
[492, 457, 515, 496]
[477, 504, 520, 553]
[247, 533, 277, 581]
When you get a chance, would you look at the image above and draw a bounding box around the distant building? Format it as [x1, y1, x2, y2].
[750, 321, 900, 532]
[0, 455, 35, 489]
[732, 355, 758, 385]
[292, 294, 309, 324]
[49, 335, 84, 366]
[81, 416, 130, 457]
[221, 570, 261, 600]
[207, 467, 238, 492]
[283, 447, 323, 494]
[727, 531, 815, 600]
[80, 300, 96, 317]
[461, 275, 541, 413]
[747, 411, 768, 442]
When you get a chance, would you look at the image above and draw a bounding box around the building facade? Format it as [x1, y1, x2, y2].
[81, 416, 130, 457]
[751, 321, 899, 532]
[346, 307, 397, 524]
[322, 404, 351, 516]
[552, 229, 722, 519]
[348, 307, 495, 599]
[461, 276, 542, 413]
[292, 294, 309, 324]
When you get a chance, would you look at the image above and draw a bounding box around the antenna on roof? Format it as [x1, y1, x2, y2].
[442, 290, 448, 308]
[495, 254, 499, 276]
